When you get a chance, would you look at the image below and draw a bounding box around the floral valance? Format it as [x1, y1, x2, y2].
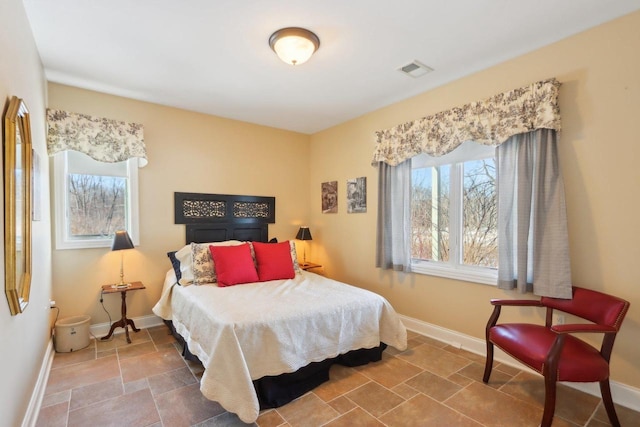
[371, 78, 561, 166]
[46, 109, 147, 167]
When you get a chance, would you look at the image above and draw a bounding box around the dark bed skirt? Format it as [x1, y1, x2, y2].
[163, 320, 386, 409]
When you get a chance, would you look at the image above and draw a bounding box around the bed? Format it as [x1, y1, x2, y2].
[152, 193, 407, 423]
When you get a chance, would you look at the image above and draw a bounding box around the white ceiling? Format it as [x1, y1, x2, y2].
[22, 0, 640, 134]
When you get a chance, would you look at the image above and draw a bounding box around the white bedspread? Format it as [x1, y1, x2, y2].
[152, 270, 407, 423]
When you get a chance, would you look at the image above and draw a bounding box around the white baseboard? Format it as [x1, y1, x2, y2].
[399, 314, 640, 413]
[88, 314, 165, 338]
[22, 340, 55, 427]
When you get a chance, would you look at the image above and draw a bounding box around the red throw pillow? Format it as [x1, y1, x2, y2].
[252, 241, 295, 282]
[209, 243, 258, 287]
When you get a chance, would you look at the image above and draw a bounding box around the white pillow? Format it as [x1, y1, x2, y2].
[175, 245, 194, 286]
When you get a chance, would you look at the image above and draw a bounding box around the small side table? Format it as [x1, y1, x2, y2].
[300, 261, 322, 271]
[101, 281, 145, 344]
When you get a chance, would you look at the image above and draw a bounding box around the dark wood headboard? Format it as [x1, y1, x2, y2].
[174, 192, 275, 244]
[184, 223, 268, 244]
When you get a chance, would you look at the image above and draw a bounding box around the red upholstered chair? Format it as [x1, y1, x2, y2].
[483, 286, 630, 427]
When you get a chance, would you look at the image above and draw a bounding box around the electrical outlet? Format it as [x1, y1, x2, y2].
[554, 314, 565, 325]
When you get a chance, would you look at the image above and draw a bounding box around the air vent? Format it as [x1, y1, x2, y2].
[398, 60, 433, 78]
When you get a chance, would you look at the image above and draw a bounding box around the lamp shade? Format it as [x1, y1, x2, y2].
[269, 27, 320, 66]
[296, 227, 312, 241]
[111, 230, 134, 251]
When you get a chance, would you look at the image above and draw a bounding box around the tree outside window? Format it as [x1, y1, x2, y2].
[462, 159, 497, 268]
[411, 157, 497, 272]
[67, 174, 127, 237]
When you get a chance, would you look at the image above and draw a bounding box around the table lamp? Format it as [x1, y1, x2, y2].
[295, 226, 312, 266]
[112, 230, 134, 288]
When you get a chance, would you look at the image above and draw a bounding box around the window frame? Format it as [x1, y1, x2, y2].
[410, 148, 498, 286]
[53, 151, 140, 250]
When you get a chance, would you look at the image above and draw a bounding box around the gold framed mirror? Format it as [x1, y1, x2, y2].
[4, 96, 32, 315]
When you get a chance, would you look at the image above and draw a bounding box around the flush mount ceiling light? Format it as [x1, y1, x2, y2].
[269, 27, 320, 66]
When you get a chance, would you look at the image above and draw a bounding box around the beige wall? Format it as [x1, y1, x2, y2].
[0, 0, 51, 425]
[309, 10, 640, 390]
[47, 83, 311, 324]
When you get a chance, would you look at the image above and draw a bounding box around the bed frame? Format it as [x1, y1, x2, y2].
[169, 192, 385, 409]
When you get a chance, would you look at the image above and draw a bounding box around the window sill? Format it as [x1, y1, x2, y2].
[56, 239, 113, 250]
[55, 237, 139, 250]
[411, 261, 497, 286]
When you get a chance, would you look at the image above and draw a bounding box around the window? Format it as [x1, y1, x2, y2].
[410, 141, 497, 284]
[53, 150, 140, 249]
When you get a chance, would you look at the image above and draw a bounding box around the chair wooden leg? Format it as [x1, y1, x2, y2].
[599, 380, 621, 427]
[541, 375, 557, 427]
[483, 341, 494, 383]
[483, 306, 501, 383]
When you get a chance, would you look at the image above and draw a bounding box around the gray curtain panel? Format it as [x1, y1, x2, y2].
[497, 129, 572, 298]
[376, 160, 412, 272]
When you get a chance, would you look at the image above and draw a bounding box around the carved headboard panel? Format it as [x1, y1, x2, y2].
[174, 192, 275, 244]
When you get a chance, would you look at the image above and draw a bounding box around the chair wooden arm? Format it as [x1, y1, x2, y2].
[487, 299, 542, 330]
[490, 298, 543, 307]
[550, 324, 617, 334]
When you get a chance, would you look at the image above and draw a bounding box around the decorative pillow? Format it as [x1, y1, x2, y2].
[252, 241, 295, 281]
[166, 251, 182, 283]
[289, 240, 301, 273]
[191, 240, 244, 284]
[268, 237, 278, 243]
[249, 240, 300, 273]
[209, 243, 259, 287]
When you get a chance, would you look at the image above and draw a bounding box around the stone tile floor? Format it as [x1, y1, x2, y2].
[36, 326, 640, 426]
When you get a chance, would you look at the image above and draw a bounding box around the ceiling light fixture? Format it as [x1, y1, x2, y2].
[269, 27, 320, 66]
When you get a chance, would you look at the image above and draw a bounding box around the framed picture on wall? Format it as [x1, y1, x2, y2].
[347, 177, 366, 213]
[321, 181, 338, 213]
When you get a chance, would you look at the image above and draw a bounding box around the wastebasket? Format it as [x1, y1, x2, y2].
[54, 315, 91, 352]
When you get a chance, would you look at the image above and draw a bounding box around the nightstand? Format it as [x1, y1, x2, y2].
[100, 281, 145, 343]
[300, 261, 322, 271]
